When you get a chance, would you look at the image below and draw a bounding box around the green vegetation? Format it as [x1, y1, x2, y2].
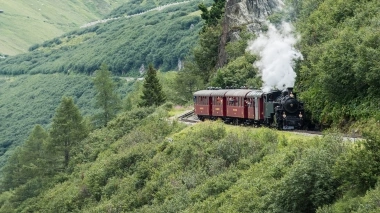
[290, 0, 380, 128]
[198, 0, 226, 28]
[93, 63, 121, 127]
[139, 64, 166, 107]
[0, 1, 212, 75]
[2, 0, 380, 211]
[50, 97, 89, 168]
[0, 73, 134, 168]
[2, 105, 380, 212]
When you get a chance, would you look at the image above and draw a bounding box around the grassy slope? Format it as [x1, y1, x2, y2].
[1, 114, 349, 212]
[0, 73, 134, 168]
[0, 0, 127, 55]
[0, 1, 208, 74]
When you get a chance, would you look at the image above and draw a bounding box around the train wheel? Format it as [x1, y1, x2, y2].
[234, 118, 239, 125]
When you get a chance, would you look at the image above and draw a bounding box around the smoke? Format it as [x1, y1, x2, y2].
[247, 22, 302, 92]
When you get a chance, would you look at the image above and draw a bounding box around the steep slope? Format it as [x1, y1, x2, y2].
[0, 0, 128, 56]
[0, 74, 134, 168]
[293, 0, 380, 126]
[0, 1, 209, 74]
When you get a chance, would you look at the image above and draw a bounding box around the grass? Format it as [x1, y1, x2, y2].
[0, 0, 128, 55]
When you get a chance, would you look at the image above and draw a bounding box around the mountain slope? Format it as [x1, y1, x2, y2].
[0, 73, 134, 168]
[0, 0, 128, 56]
[0, 1, 208, 74]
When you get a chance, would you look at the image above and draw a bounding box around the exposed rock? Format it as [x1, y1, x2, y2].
[226, 0, 282, 33]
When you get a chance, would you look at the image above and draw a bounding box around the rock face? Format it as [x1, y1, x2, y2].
[216, 0, 282, 68]
[226, 0, 282, 33]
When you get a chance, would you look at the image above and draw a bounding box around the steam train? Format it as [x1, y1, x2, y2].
[193, 87, 304, 130]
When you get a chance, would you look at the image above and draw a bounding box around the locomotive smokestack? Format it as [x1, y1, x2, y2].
[287, 87, 293, 94]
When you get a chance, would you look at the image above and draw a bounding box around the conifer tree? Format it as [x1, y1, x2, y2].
[93, 63, 120, 127]
[1, 148, 22, 191]
[139, 64, 166, 107]
[1, 125, 48, 190]
[198, 0, 226, 28]
[49, 97, 88, 169]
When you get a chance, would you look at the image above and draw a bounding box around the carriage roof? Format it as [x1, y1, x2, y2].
[193, 90, 214, 96]
[247, 90, 264, 98]
[225, 89, 252, 97]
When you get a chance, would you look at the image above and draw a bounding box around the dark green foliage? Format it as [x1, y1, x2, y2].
[49, 97, 89, 169]
[0, 3, 204, 75]
[334, 127, 380, 194]
[211, 53, 260, 88]
[174, 62, 205, 104]
[192, 25, 222, 82]
[0, 74, 133, 169]
[1, 125, 49, 191]
[93, 63, 121, 127]
[273, 148, 340, 213]
[199, 0, 226, 28]
[107, 0, 210, 17]
[139, 64, 166, 107]
[294, 0, 380, 125]
[107, 107, 155, 139]
[1, 108, 379, 213]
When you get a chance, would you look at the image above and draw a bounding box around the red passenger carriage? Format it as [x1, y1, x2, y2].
[193, 90, 213, 120]
[193, 87, 304, 130]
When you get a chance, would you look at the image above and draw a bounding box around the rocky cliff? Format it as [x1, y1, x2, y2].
[216, 0, 282, 68]
[226, 0, 282, 33]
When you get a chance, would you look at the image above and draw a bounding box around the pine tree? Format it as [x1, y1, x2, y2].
[198, 0, 226, 28]
[1, 125, 49, 190]
[93, 63, 121, 127]
[1, 148, 23, 190]
[139, 64, 166, 107]
[49, 97, 88, 169]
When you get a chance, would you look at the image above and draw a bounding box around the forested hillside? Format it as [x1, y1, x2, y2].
[2, 106, 380, 212]
[291, 0, 380, 127]
[0, 0, 211, 75]
[2, 0, 380, 212]
[0, 74, 134, 168]
[0, 0, 209, 169]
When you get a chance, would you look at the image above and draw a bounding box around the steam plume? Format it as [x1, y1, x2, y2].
[247, 22, 302, 92]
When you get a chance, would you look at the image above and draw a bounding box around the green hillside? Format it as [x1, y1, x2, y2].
[0, 1, 207, 75]
[292, 0, 380, 127]
[0, 0, 128, 56]
[0, 73, 134, 168]
[1, 107, 380, 212]
[2, 0, 380, 211]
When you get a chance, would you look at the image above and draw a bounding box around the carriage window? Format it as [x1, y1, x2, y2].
[228, 97, 237, 106]
[245, 98, 254, 107]
[214, 96, 222, 105]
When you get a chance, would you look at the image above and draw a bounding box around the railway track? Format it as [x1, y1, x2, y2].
[177, 110, 362, 141]
[177, 110, 200, 123]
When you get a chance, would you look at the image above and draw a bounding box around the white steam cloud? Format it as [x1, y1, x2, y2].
[247, 22, 302, 92]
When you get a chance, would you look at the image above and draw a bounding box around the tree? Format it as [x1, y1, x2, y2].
[93, 63, 121, 127]
[1, 125, 49, 191]
[49, 97, 89, 169]
[193, 25, 222, 82]
[274, 148, 340, 213]
[198, 0, 226, 28]
[334, 127, 380, 194]
[174, 61, 205, 104]
[139, 64, 166, 107]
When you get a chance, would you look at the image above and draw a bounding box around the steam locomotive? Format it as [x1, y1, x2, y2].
[193, 87, 304, 130]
